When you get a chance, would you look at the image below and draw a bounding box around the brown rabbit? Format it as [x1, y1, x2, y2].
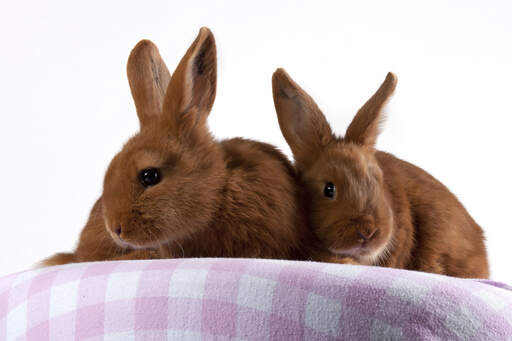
[272, 69, 489, 278]
[42, 28, 329, 266]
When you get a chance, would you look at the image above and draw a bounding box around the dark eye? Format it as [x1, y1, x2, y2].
[323, 182, 336, 199]
[139, 168, 161, 187]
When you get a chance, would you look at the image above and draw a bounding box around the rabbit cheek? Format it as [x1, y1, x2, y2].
[330, 226, 372, 256]
[120, 215, 155, 247]
[102, 195, 161, 248]
[357, 206, 394, 262]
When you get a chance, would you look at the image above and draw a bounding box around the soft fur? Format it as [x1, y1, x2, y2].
[272, 69, 489, 278]
[42, 28, 329, 266]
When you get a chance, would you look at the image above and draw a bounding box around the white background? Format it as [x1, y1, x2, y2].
[0, 1, 511, 282]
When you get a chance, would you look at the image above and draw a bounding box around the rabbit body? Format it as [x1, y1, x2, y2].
[272, 69, 489, 278]
[376, 151, 488, 276]
[42, 28, 324, 266]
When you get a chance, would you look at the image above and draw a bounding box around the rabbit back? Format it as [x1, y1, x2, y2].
[377, 151, 489, 278]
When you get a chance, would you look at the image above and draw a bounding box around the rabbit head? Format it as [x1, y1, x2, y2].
[102, 28, 225, 249]
[272, 69, 397, 263]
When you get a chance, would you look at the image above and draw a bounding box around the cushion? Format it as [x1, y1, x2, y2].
[1, 258, 511, 340]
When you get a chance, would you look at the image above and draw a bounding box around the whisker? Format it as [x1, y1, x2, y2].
[174, 240, 185, 258]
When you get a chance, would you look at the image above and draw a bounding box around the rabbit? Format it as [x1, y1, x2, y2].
[41, 28, 331, 266]
[271, 68, 490, 278]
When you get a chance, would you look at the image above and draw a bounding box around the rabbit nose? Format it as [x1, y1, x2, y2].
[115, 226, 122, 236]
[357, 229, 378, 242]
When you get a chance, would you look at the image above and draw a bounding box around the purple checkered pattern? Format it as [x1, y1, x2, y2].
[1, 258, 511, 340]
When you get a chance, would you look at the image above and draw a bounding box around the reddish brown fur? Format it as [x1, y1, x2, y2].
[42, 28, 330, 266]
[272, 69, 489, 278]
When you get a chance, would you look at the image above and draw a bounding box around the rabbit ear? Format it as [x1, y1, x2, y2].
[272, 68, 333, 169]
[127, 40, 171, 129]
[162, 27, 216, 143]
[344, 72, 397, 147]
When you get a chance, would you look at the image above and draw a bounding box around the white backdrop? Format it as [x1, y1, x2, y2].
[1, 1, 511, 282]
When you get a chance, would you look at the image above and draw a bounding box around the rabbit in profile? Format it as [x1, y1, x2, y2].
[42, 28, 328, 265]
[272, 68, 489, 278]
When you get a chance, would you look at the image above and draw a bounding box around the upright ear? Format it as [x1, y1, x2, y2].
[344, 72, 397, 147]
[272, 68, 333, 170]
[127, 40, 171, 129]
[162, 27, 216, 143]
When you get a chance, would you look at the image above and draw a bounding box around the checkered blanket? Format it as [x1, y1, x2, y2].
[1, 258, 511, 340]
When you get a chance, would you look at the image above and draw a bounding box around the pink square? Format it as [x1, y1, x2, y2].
[310, 275, 348, 301]
[236, 306, 271, 341]
[344, 283, 387, 317]
[136, 270, 173, 298]
[245, 262, 282, 281]
[77, 276, 108, 308]
[52, 265, 86, 286]
[278, 265, 321, 291]
[49, 311, 75, 340]
[27, 291, 50, 329]
[75, 303, 104, 339]
[7, 281, 30, 311]
[270, 312, 304, 340]
[167, 297, 202, 331]
[210, 259, 249, 273]
[28, 272, 57, 296]
[201, 299, 237, 337]
[0, 291, 9, 320]
[26, 321, 49, 341]
[104, 299, 135, 333]
[203, 270, 241, 303]
[0, 273, 16, 293]
[135, 297, 168, 330]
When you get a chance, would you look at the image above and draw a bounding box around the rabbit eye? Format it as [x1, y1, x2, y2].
[323, 182, 336, 199]
[139, 168, 161, 187]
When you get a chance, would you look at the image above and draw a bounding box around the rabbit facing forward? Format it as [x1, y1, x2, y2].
[43, 28, 327, 266]
[272, 69, 489, 278]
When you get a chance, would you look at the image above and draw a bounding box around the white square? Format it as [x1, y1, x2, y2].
[322, 263, 363, 279]
[505, 306, 512, 329]
[6, 301, 27, 340]
[418, 271, 448, 282]
[168, 269, 208, 299]
[237, 274, 276, 312]
[443, 303, 481, 339]
[473, 288, 508, 311]
[105, 271, 142, 302]
[11, 269, 42, 287]
[103, 331, 135, 341]
[49, 280, 80, 318]
[167, 329, 202, 340]
[305, 293, 342, 336]
[387, 278, 429, 304]
[370, 319, 403, 341]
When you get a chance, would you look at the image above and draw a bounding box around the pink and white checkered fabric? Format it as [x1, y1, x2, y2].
[1, 258, 511, 340]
